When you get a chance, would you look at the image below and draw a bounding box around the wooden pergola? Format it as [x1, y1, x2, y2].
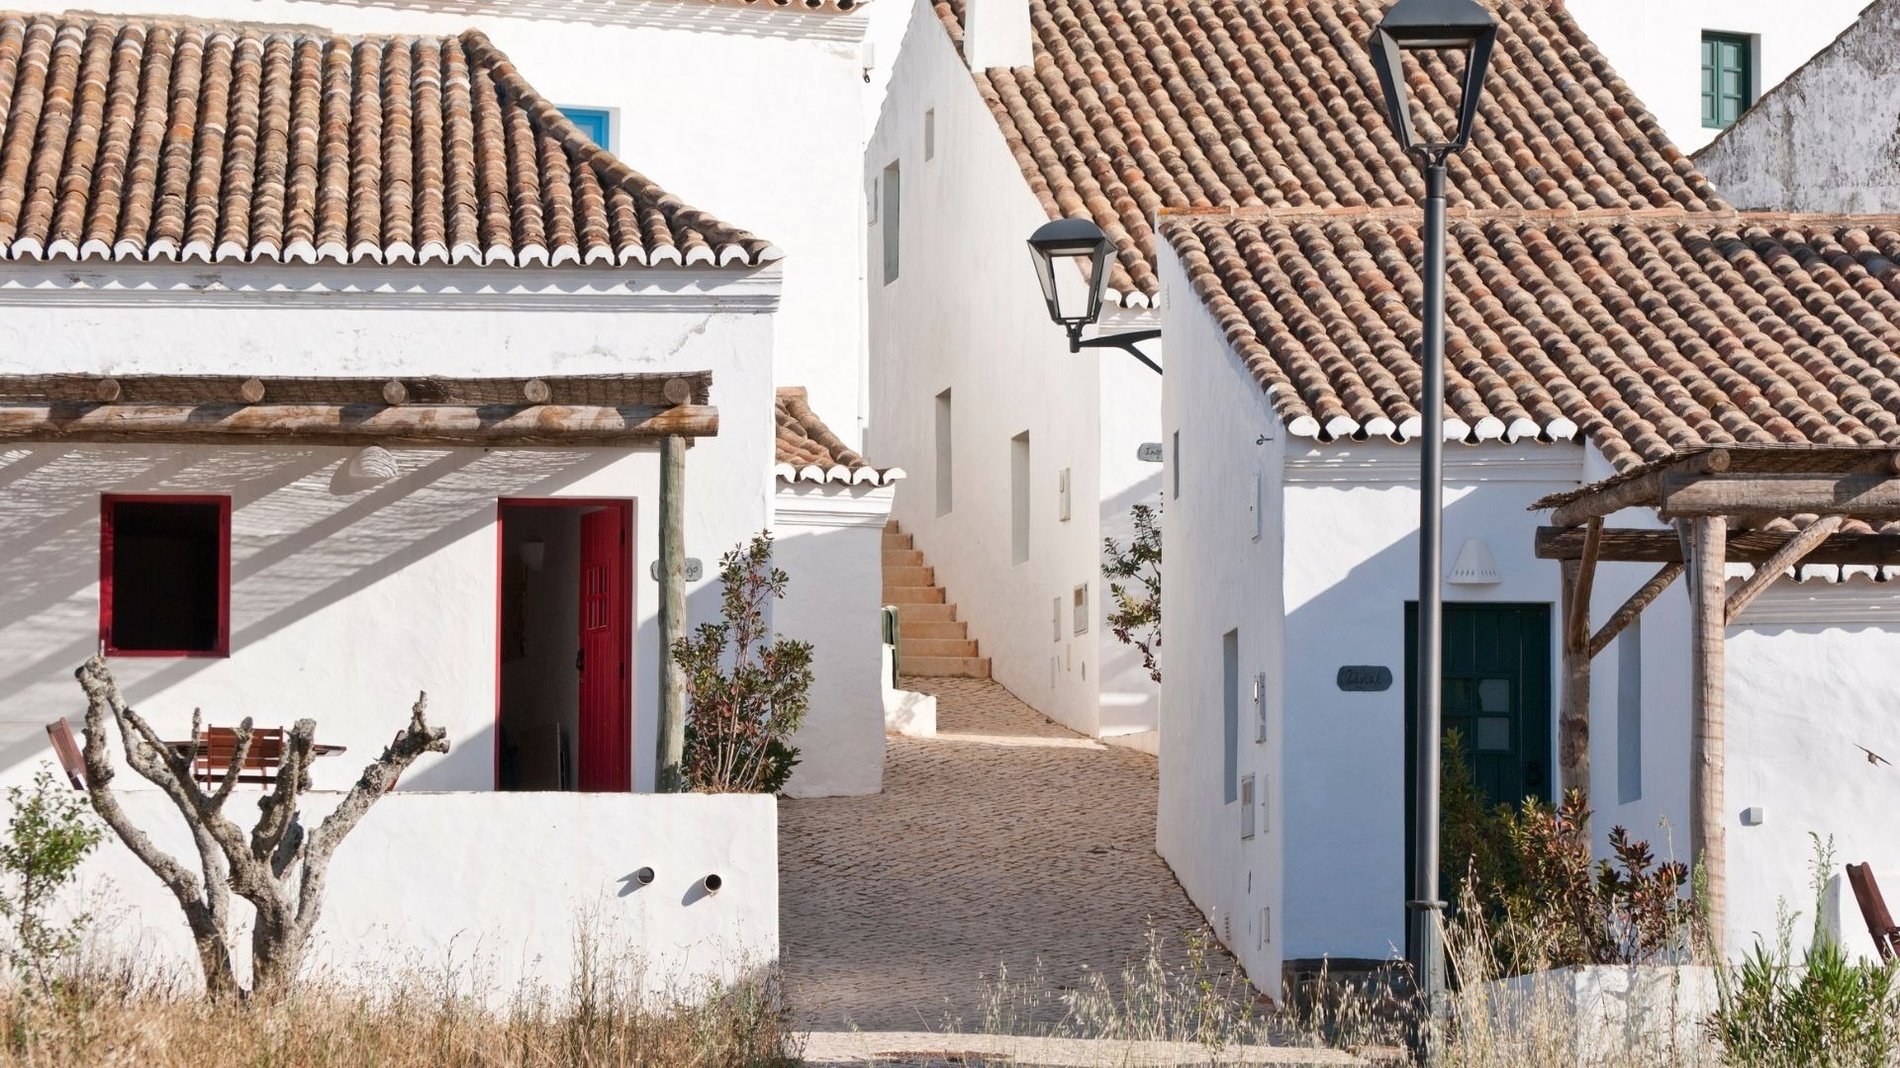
[1533, 444, 1900, 942]
[0, 370, 714, 791]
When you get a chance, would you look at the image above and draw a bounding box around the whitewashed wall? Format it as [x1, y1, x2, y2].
[865, 0, 1160, 739]
[65, 790, 776, 997]
[1565, 0, 1866, 154]
[23, 0, 872, 444]
[773, 480, 896, 797]
[1696, 0, 1900, 211]
[1155, 247, 1286, 994]
[0, 264, 778, 794]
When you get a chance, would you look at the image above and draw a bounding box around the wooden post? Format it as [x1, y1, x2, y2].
[656, 434, 688, 792]
[1689, 515, 1729, 948]
[1558, 519, 1600, 800]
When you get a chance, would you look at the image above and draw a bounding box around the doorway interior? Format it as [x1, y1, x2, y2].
[496, 500, 633, 792]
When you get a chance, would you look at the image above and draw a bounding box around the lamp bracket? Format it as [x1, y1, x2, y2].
[1073, 328, 1163, 375]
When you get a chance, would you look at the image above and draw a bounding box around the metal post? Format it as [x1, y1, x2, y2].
[656, 433, 688, 792]
[1410, 156, 1449, 1066]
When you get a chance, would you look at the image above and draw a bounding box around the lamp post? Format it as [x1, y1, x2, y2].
[1026, 218, 1162, 374]
[1368, 0, 1496, 1060]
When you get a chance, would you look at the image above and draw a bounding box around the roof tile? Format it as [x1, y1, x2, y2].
[0, 11, 776, 268]
[775, 387, 902, 485]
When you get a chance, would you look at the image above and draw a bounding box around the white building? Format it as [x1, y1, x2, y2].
[1566, 0, 1868, 154]
[1697, 0, 1900, 212]
[864, 0, 1165, 741]
[0, 7, 889, 989]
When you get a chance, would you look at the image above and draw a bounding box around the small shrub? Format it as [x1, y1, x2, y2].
[1102, 501, 1162, 684]
[0, 766, 103, 992]
[1710, 835, 1900, 1067]
[675, 533, 814, 794]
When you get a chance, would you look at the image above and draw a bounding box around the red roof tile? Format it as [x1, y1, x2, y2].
[775, 387, 901, 484]
[0, 12, 776, 268]
[1162, 210, 1900, 471]
[936, 0, 1722, 303]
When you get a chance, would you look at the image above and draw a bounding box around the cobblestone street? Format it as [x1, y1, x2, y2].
[780, 677, 1226, 1031]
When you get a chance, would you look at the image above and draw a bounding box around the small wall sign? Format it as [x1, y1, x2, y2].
[1336, 665, 1393, 692]
[1137, 442, 1164, 463]
[649, 558, 704, 582]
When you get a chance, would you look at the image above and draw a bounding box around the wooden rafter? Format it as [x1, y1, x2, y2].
[1535, 526, 1900, 566]
[0, 402, 717, 447]
[1661, 474, 1900, 522]
[1724, 515, 1847, 623]
[0, 373, 713, 408]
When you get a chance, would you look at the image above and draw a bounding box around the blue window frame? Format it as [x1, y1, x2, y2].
[561, 107, 613, 148]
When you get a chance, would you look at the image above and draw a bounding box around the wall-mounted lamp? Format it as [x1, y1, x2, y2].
[520, 537, 547, 572]
[345, 445, 399, 482]
[1026, 217, 1162, 374]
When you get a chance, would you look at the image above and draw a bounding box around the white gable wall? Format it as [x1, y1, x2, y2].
[0, 264, 777, 794]
[865, 0, 1160, 739]
[1696, 0, 1900, 211]
[1566, 0, 1868, 155]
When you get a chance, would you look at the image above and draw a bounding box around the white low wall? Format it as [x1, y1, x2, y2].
[68, 790, 777, 998]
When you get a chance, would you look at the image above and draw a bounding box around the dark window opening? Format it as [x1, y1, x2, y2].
[102, 497, 230, 656]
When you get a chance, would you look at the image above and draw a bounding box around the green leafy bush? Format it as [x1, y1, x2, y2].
[1102, 501, 1161, 684]
[674, 533, 813, 794]
[1710, 835, 1899, 1067]
[0, 766, 104, 991]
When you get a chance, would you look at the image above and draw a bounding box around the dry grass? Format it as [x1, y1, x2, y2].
[0, 951, 798, 1067]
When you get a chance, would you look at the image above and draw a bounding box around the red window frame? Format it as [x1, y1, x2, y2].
[100, 494, 232, 658]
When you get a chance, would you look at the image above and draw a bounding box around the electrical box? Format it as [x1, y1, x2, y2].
[1248, 472, 1263, 542]
[1073, 583, 1089, 635]
[1253, 673, 1267, 743]
[1058, 467, 1072, 522]
[1240, 774, 1256, 839]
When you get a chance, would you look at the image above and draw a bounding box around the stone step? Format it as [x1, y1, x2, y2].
[882, 549, 925, 567]
[883, 585, 946, 605]
[904, 637, 980, 658]
[890, 602, 958, 622]
[884, 519, 902, 533]
[882, 532, 912, 550]
[900, 655, 991, 678]
[882, 565, 935, 588]
[899, 618, 968, 640]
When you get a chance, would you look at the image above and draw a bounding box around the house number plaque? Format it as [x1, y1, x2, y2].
[1336, 666, 1393, 692]
[649, 559, 704, 582]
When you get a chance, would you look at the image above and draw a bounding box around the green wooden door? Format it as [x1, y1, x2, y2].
[1701, 33, 1753, 130]
[1403, 603, 1552, 933]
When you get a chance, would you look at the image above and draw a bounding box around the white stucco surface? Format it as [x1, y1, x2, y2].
[1566, 0, 1867, 154]
[774, 481, 896, 797]
[1695, 0, 1900, 212]
[10, 0, 873, 444]
[66, 790, 777, 996]
[0, 265, 777, 795]
[866, 0, 1160, 739]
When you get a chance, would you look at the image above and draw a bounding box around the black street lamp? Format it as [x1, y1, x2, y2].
[1026, 218, 1162, 374]
[1368, 0, 1496, 1060]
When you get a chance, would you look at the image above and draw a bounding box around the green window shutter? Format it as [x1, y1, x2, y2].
[1701, 32, 1754, 129]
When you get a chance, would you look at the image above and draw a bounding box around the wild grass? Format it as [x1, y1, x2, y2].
[0, 944, 798, 1067]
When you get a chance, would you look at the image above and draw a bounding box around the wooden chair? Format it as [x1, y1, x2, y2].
[1847, 862, 1900, 962]
[193, 726, 285, 787]
[44, 719, 85, 790]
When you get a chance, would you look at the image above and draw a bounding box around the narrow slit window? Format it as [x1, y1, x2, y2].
[1011, 431, 1031, 564]
[1617, 619, 1643, 804]
[882, 161, 902, 284]
[101, 496, 231, 656]
[936, 388, 953, 515]
[923, 108, 936, 160]
[1222, 629, 1240, 804]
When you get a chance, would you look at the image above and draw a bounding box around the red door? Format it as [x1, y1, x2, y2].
[577, 508, 630, 791]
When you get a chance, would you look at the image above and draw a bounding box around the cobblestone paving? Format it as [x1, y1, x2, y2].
[780, 677, 1229, 1032]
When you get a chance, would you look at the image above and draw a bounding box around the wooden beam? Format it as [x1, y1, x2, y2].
[1559, 557, 1591, 800]
[1588, 562, 1685, 659]
[0, 403, 719, 446]
[1689, 515, 1728, 950]
[655, 434, 688, 793]
[1535, 526, 1900, 565]
[1566, 518, 1602, 652]
[1547, 449, 1730, 528]
[1661, 473, 1900, 520]
[0, 373, 714, 408]
[1724, 515, 1846, 623]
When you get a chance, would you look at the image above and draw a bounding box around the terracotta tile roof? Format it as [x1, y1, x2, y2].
[1161, 209, 1900, 472]
[0, 12, 776, 268]
[935, 0, 1723, 304]
[775, 387, 903, 484]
